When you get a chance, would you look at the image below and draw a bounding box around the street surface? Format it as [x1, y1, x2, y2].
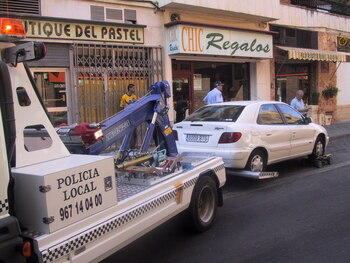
[102, 137, 350, 263]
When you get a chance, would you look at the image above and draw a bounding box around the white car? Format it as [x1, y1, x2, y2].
[173, 101, 329, 172]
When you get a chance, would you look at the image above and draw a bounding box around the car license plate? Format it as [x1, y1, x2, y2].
[186, 134, 209, 143]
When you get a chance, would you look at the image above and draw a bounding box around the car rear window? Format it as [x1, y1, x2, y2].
[185, 105, 245, 122]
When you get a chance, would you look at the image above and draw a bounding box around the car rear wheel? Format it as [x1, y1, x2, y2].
[245, 149, 267, 172]
[310, 137, 325, 159]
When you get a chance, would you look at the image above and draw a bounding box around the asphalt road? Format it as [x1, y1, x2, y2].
[102, 137, 350, 263]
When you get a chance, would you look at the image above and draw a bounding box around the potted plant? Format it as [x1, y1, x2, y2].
[322, 86, 339, 98]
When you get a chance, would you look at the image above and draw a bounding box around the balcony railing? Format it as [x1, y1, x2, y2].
[291, 0, 350, 16]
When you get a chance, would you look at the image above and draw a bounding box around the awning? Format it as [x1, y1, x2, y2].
[276, 46, 348, 62]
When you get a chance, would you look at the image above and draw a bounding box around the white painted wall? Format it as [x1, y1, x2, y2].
[273, 4, 350, 34]
[250, 60, 271, 101]
[337, 63, 350, 105]
[41, 0, 165, 47]
[158, 0, 280, 22]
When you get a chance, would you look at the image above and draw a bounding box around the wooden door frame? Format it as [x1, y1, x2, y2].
[171, 60, 194, 113]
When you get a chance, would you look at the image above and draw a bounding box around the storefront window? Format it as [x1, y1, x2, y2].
[192, 62, 250, 110]
[73, 44, 162, 124]
[276, 63, 312, 105]
[172, 60, 250, 119]
[33, 71, 68, 126]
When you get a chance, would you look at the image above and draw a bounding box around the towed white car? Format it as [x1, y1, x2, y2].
[173, 101, 329, 175]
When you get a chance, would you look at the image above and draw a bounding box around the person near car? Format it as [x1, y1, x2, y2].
[120, 83, 138, 109]
[203, 81, 224, 105]
[290, 89, 308, 113]
[175, 95, 188, 123]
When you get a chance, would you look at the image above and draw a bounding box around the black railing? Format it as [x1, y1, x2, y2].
[291, 0, 350, 16]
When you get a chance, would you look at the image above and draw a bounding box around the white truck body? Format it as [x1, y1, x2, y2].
[0, 28, 226, 262]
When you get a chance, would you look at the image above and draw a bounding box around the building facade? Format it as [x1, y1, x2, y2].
[1, 0, 350, 125]
[272, 0, 350, 124]
[158, 0, 279, 122]
[1, 0, 165, 125]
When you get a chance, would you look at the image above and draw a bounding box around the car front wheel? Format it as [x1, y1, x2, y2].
[245, 149, 267, 172]
[310, 137, 325, 159]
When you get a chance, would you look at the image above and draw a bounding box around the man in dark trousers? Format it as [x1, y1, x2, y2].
[175, 95, 188, 123]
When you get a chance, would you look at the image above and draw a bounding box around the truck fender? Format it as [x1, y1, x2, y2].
[198, 169, 224, 207]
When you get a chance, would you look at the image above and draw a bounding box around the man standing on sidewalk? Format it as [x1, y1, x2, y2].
[291, 89, 308, 114]
[203, 81, 224, 105]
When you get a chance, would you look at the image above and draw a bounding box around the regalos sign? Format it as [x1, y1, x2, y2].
[168, 24, 272, 58]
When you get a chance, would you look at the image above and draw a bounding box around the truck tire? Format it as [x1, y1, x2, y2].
[188, 175, 218, 233]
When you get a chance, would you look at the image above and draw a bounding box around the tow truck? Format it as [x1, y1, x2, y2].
[0, 18, 226, 263]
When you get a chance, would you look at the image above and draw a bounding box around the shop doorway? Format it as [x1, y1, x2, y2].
[172, 61, 192, 123]
[172, 60, 251, 122]
[31, 69, 69, 126]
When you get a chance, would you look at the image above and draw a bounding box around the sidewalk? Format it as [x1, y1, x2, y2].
[324, 120, 350, 141]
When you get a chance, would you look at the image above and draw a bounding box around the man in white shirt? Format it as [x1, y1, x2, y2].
[203, 81, 224, 105]
[290, 89, 308, 113]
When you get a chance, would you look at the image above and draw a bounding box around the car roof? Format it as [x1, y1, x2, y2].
[208, 100, 287, 106]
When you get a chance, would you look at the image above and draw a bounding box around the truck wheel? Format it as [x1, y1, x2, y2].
[188, 175, 218, 233]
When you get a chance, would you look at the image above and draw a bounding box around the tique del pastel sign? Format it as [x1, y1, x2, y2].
[168, 25, 272, 58]
[22, 19, 144, 44]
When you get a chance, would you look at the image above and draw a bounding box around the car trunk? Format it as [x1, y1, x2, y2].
[174, 122, 228, 147]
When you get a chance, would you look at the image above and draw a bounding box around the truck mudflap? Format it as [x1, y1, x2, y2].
[0, 216, 26, 263]
[29, 159, 225, 263]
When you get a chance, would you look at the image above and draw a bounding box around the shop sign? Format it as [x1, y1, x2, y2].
[168, 25, 272, 58]
[21, 19, 144, 44]
[337, 36, 350, 52]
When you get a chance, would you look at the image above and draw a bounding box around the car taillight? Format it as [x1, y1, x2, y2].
[172, 130, 178, 141]
[218, 132, 241, 143]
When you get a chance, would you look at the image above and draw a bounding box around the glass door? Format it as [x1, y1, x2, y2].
[172, 60, 193, 123]
[32, 69, 68, 126]
[172, 77, 190, 123]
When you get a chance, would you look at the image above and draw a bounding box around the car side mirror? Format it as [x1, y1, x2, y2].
[304, 116, 312, 124]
